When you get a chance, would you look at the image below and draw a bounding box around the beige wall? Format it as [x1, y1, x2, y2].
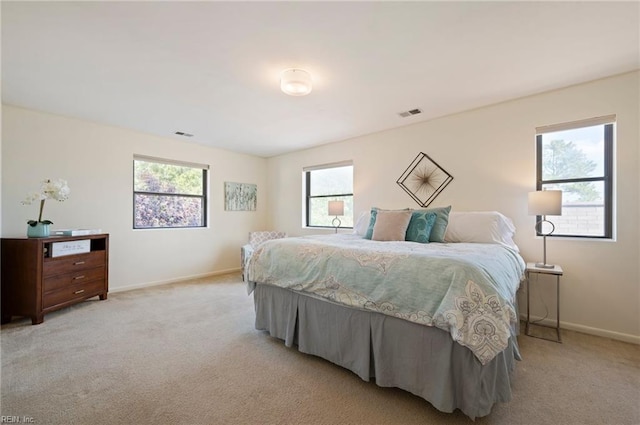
[266, 71, 640, 342]
[1, 105, 268, 291]
[2, 72, 638, 342]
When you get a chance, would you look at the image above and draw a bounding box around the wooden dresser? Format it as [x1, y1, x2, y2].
[1, 234, 109, 325]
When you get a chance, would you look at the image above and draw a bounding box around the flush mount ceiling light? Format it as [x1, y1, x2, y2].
[280, 68, 312, 96]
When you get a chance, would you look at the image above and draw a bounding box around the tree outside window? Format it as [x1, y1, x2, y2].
[133, 156, 208, 229]
[536, 119, 613, 238]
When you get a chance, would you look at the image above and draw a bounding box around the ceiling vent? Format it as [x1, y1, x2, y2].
[174, 131, 194, 137]
[398, 108, 422, 118]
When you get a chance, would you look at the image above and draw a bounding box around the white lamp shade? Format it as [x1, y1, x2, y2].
[328, 200, 344, 216]
[528, 190, 562, 216]
[280, 69, 312, 96]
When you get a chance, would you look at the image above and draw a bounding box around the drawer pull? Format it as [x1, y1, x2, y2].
[73, 289, 85, 295]
[73, 275, 86, 280]
[74, 261, 86, 265]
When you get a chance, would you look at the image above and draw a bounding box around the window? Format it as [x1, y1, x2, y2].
[133, 155, 208, 229]
[535, 116, 614, 238]
[304, 162, 353, 229]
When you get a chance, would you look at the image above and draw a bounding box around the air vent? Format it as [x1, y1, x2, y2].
[174, 131, 194, 137]
[398, 108, 422, 118]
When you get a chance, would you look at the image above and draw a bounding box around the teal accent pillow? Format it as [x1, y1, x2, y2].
[364, 207, 379, 240]
[418, 205, 451, 242]
[405, 211, 437, 243]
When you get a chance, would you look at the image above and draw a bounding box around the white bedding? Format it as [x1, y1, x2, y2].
[247, 234, 526, 364]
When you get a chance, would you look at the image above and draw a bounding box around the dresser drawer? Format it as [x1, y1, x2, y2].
[43, 279, 106, 309]
[2, 234, 109, 325]
[43, 266, 105, 292]
[44, 251, 106, 277]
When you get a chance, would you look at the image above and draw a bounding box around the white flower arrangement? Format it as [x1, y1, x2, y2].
[22, 178, 71, 226]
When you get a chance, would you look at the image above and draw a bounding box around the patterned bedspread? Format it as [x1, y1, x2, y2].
[247, 234, 525, 365]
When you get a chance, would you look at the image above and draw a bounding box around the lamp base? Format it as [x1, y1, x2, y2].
[332, 216, 341, 233]
[534, 262, 556, 269]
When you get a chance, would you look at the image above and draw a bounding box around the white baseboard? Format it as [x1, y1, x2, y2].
[109, 267, 242, 293]
[521, 314, 639, 345]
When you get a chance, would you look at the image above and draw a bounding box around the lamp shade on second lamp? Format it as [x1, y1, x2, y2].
[528, 190, 562, 216]
[328, 200, 344, 216]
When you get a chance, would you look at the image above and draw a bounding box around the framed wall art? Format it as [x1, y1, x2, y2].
[224, 182, 257, 211]
[397, 152, 453, 207]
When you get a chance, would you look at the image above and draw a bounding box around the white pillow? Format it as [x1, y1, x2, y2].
[444, 211, 519, 251]
[353, 211, 371, 236]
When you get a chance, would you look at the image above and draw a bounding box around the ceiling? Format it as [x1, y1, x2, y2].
[2, 2, 639, 158]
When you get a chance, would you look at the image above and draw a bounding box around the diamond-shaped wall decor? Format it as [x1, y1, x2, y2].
[397, 152, 453, 207]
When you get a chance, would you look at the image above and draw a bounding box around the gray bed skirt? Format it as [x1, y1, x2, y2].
[253, 283, 521, 420]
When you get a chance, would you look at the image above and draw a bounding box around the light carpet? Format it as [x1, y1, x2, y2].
[1, 273, 638, 425]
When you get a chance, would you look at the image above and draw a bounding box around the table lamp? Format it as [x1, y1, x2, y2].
[528, 190, 562, 269]
[328, 201, 344, 233]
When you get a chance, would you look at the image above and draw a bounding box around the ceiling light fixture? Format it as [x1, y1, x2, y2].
[280, 68, 312, 96]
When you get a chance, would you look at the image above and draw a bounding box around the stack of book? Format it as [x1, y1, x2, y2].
[51, 229, 102, 236]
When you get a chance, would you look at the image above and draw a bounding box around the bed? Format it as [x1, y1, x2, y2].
[246, 209, 526, 419]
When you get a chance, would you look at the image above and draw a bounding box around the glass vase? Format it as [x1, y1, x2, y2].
[27, 222, 50, 238]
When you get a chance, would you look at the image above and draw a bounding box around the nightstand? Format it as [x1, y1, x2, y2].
[525, 262, 563, 343]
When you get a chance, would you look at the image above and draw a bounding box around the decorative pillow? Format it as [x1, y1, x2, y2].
[364, 207, 411, 239]
[444, 211, 519, 251]
[414, 205, 451, 242]
[353, 211, 371, 237]
[363, 207, 379, 239]
[371, 210, 413, 241]
[405, 211, 437, 243]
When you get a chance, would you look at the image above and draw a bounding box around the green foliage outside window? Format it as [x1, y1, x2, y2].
[134, 159, 207, 228]
[537, 121, 613, 238]
[542, 139, 599, 202]
[306, 165, 354, 228]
